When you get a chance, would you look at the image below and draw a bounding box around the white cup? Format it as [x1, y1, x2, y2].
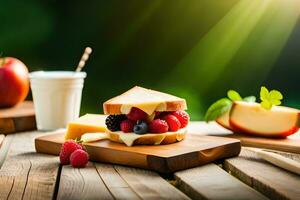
[29, 71, 87, 131]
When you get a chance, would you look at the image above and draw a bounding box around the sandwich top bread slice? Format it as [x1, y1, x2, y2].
[104, 86, 190, 146]
[103, 86, 187, 115]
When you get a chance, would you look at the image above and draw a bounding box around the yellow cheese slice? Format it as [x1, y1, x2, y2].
[113, 128, 187, 146]
[65, 114, 107, 140]
[120, 102, 166, 115]
[81, 132, 108, 143]
[119, 133, 143, 146]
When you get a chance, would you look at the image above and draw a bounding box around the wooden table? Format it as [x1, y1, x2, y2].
[0, 122, 300, 200]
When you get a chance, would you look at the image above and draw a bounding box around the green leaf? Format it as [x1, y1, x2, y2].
[261, 101, 272, 110]
[269, 99, 281, 106]
[269, 90, 283, 100]
[260, 87, 283, 110]
[227, 90, 242, 101]
[260, 86, 269, 101]
[204, 98, 232, 122]
[243, 96, 256, 103]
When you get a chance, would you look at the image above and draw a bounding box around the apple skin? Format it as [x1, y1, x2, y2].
[229, 101, 300, 138]
[216, 111, 234, 130]
[230, 118, 299, 138]
[298, 112, 300, 127]
[0, 57, 29, 108]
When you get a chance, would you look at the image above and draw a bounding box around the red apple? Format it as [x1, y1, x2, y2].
[0, 57, 29, 108]
[229, 101, 300, 137]
[216, 111, 233, 130]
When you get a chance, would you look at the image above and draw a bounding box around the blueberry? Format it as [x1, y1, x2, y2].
[133, 121, 148, 134]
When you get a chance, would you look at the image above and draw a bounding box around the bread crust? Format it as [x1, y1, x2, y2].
[103, 100, 186, 115]
[107, 128, 187, 146]
[103, 86, 187, 114]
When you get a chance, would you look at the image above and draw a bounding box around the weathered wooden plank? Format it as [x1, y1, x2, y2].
[0, 134, 4, 147]
[224, 148, 300, 200]
[95, 163, 141, 200]
[272, 150, 300, 163]
[0, 134, 11, 168]
[188, 121, 231, 136]
[174, 163, 268, 200]
[115, 165, 190, 200]
[0, 131, 60, 200]
[57, 162, 114, 200]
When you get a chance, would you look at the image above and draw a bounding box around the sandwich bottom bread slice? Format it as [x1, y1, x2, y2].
[103, 86, 190, 146]
[107, 127, 187, 146]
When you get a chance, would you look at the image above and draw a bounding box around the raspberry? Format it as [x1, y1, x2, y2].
[70, 149, 89, 168]
[172, 111, 190, 128]
[162, 114, 181, 132]
[148, 119, 169, 133]
[120, 120, 134, 133]
[154, 111, 162, 119]
[126, 107, 147, 121]
[59, 140, 83, 165]
[158, 111, 173, 119]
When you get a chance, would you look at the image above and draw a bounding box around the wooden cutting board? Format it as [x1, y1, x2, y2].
[0, 101, 36, 134]
[228, 133, 300, 153]
[189, 122, 300, 154]
[35, 131, 241, 173]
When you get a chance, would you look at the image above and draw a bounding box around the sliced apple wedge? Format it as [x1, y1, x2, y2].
[230, 101, 300, 137]
[216, 111, 233, 130]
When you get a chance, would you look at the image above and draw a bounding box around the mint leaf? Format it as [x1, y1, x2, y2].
[260, 86, 283, 110]
[227, 90, 242, 101]
[204, 98, 232, 122]
[243, 96, 256, 103]
[261, 101, 272, 110]
[269, 99, 281, 106]
[260, 86, 269, 102]
[269, 90, 283, 100]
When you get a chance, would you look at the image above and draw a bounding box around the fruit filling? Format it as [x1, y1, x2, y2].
[105, 107, 190, 134]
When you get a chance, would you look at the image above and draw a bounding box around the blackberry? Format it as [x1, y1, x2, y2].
[105, 114, 127, 131]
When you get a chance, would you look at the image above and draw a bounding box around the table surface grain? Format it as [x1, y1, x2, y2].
[0, 122, 300, 200]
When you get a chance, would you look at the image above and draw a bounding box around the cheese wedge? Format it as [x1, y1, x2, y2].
[103, 86, 187, 115]
[65, 114, 107, 140]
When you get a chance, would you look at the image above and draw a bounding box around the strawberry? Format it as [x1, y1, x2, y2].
[162, 114, 181, 131]
[148, 119, 169, 133]
[127, 107, 147, 121]
[70, 149, 89, 168]
[59, 140, 83, 165]
[172, 111, 190, 128]
[120, 119, 134, 133]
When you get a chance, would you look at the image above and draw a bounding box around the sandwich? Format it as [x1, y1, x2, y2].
[103, 86, 190, 146]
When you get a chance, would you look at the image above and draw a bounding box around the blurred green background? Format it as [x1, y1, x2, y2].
[1, 0, 299, 120]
